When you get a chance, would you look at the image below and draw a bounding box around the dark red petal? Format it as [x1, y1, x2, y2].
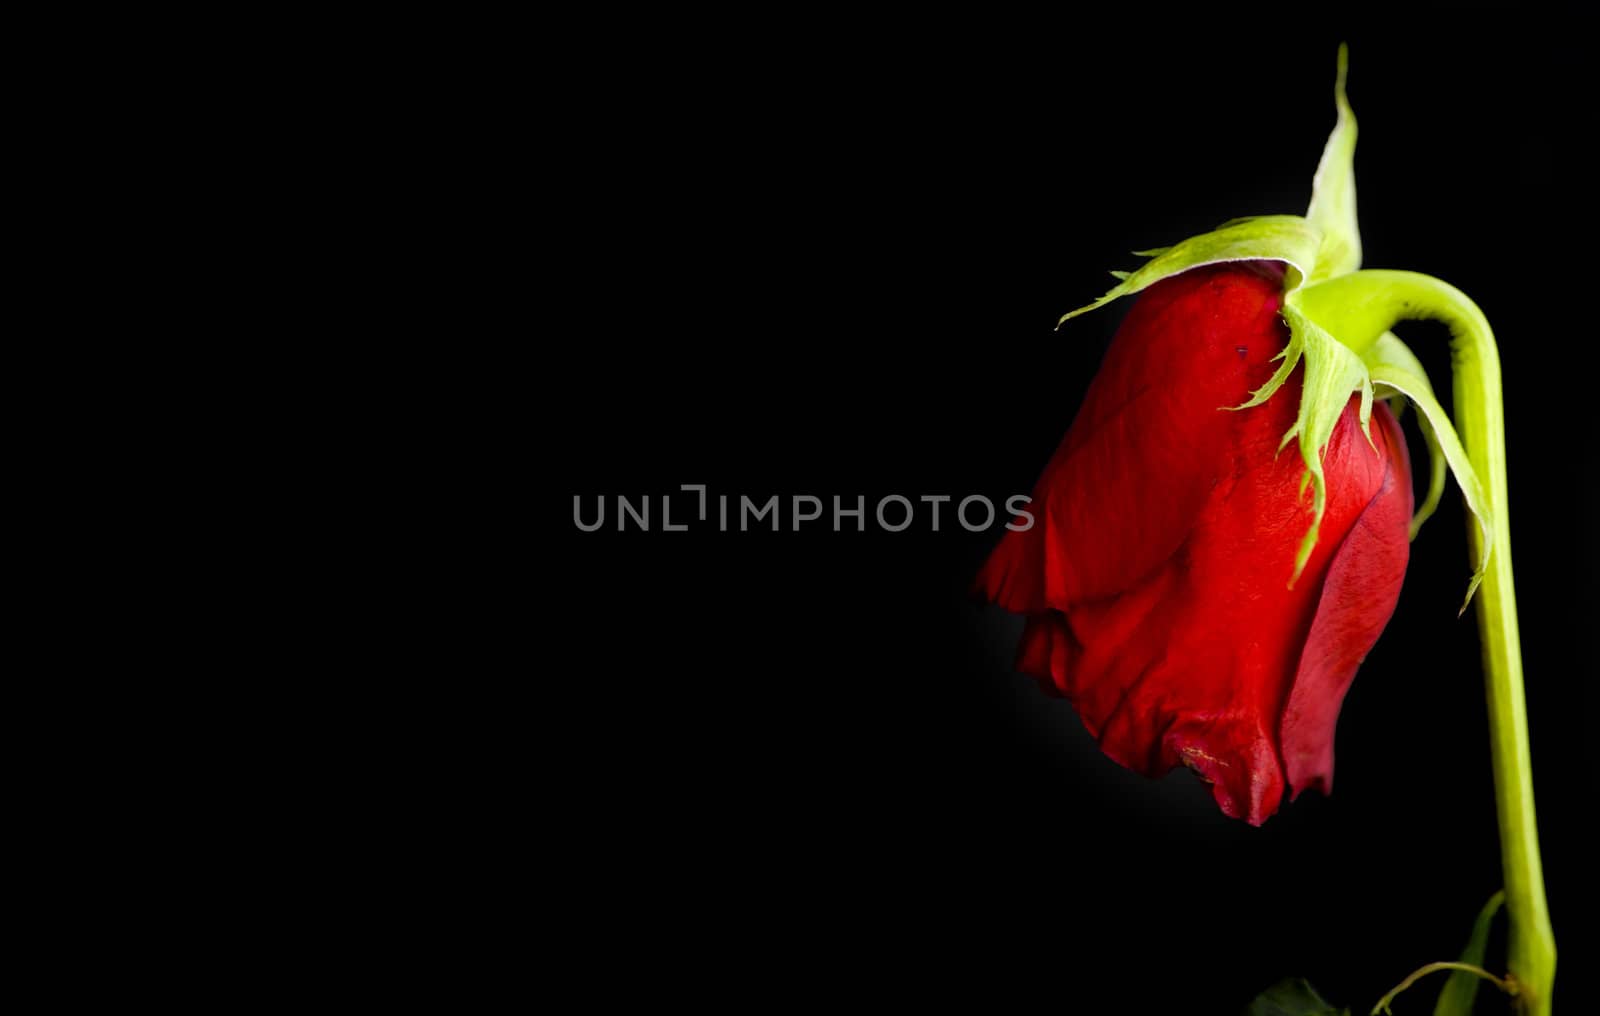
[977, 263, 1290, 614]
[1280, 406, 1413, 799]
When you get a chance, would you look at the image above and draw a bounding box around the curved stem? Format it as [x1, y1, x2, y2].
[1301, 269, 1556, 1013]
[1370, 960, 1516, 1015]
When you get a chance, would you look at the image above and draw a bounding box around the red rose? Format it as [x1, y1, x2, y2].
[978, 261, 1413, 824]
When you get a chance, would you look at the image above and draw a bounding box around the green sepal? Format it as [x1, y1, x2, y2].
[1366, 360, 1494, 612]
[1055, 48, 1382, 584]
[1363, 333, 1448, 539]
[1225, 292, 1375, 586]
[1433, 891, 1505, 1016]
[1058, 215, 1321, 326]
[1306, 44, 1361, 281]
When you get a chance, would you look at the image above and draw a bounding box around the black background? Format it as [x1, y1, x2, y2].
[538, 11, 1594, 1012]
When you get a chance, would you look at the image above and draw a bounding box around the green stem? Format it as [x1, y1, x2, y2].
[1300, 269, 1556, 1013]
[1369, 960, 1515, 1015]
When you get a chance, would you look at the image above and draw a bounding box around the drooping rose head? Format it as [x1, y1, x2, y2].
[978, 261, 1412, 824]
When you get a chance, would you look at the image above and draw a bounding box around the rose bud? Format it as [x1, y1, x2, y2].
[977, 47, 1493, 824]
[977, 261, 1411, 824]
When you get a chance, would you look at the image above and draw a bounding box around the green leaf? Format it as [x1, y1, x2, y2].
[1433, 891, 1505, 1016]
[1244, 978, 1348, 1016]
[1306, 43, 1361, 281]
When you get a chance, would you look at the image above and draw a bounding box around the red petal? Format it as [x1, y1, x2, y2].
[1280, 406, 1413, 799]
[977, 263, 1290, 613]
[1075, 402, 1396, 824]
